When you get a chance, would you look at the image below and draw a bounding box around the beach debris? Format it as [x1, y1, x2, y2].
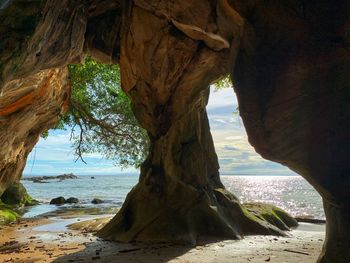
[61, 247, 79, 250]
[265, 256, 271, 261]
[284, 249, 310, 255]
[35, 245, 45, 249]
[295, 217, 326, 224]
[118, 248, 142, 253]
[0, 241, 20, 253]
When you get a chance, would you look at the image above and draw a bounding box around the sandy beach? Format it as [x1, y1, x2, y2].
[0, 211, 325, 263]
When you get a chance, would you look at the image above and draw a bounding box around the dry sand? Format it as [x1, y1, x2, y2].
[0, 214, 325, 263]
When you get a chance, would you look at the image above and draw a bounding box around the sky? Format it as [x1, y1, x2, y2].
[23, 87, 295, 176]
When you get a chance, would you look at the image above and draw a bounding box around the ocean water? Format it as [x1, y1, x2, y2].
[221, 176, 324, 219]
[22, 174, 324, 219]
[22, 174, 137, 205]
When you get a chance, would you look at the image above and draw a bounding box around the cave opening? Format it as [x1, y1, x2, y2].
[18, 82, 325, 223]
[2, 0, 349, 261]
[0, 56, 325, 262]
[19, 57, 144, 217]
[207, 87, 325, 221]
[2, 80, 326, 262]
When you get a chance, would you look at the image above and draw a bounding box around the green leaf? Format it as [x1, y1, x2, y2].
[49, 57, 149, 168]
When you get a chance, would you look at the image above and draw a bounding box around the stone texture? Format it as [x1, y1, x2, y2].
[84, 0, 122, 64]
[0, 0, 349, 262]
[91, 198, 104, 204]
[66, 197, 79, 204]
[98, 0, 288, 244]
[1, 182, 37, 206]
[0, 68, 70, 195]
[0, 0, 86, 87]
[0, 0, 86, 196]
[231, 1, 350, 262]
[50, 196, 66, 205]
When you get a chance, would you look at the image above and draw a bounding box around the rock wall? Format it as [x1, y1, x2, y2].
[0, 68, 70, 195]
[231, 1, 350, 262]
[0, 0, 87, 196]
[0, 0, 86, 87]
[0, 0, 123, 195]
[1, 0, 350, 262]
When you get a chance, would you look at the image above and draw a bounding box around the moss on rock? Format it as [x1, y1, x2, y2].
[243, 202, 298, 231]
[0, 200, 20, 225]
[0, 208, 19, 224]
[1, 182, 38, 206]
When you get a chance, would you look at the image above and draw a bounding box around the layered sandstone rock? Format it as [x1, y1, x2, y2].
[0, 0, 87, 197]
[0, 68, 70, 195]
[98, 0, 289, 244]
[231, 1, 350, 262]
[1, 1, 350, 262]
[0, 0, 86, 87]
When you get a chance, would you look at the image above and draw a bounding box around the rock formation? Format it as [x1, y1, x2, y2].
[1, 0, 349, 262]
[0, 68, 70, 194]
[0, 0, 84, 196]
[1, 182, 37, 206]
[231, 2, 350, 262]
[22, 173, 78, 183]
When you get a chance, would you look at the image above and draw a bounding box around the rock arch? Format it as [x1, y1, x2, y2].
[0, 1, 349, 262]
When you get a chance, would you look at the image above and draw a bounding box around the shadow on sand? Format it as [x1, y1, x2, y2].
[53, 238, 194, 263]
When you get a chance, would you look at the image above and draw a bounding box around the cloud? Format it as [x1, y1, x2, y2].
[207, 88, 295, 176]
[24, 130, 137, 176]
[207, 87, 238, 110]
[24, 86, 295, 176]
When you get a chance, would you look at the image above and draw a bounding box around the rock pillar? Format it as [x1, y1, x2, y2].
[99, 1, 288, 244]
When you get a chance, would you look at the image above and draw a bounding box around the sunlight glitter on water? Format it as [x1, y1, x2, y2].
[221, 175, 324, 219]
[22, 174, 325, 220]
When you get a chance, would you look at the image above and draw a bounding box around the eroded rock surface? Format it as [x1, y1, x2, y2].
[0, 0, 86, 87]
[0, 0, 87, 196]
[0, 68, 70, 195]
[98, 0, 290, 244]
[231, 1, 350, 262]
[1, 182, 37, 206]
[0, 1, 349, 262]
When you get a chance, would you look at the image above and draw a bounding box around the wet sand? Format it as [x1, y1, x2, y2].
[0, 213, 325, 263]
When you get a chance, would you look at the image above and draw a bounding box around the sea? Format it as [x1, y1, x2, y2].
[21, 175, 325, 220]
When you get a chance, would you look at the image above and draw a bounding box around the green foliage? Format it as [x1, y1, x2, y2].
[53, 57, 149, 168]
[213, 75, 232, 90]
[212, 75, 239, 115]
